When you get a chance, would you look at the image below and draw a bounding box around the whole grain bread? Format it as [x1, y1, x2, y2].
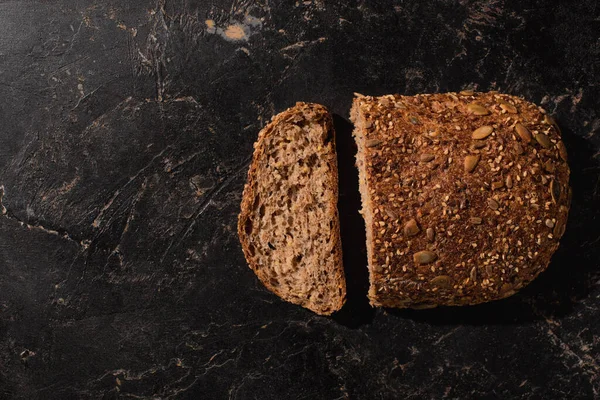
[238, 102, 346, 315]
[350, 91, 570, 308]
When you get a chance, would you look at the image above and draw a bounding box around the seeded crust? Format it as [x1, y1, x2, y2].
[238, 102, 346, 315]
[350, 91, 571, 308]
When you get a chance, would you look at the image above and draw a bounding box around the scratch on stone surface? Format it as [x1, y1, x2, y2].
[0, 184, 88, 247]
[160, 156, 251, 262]
[104, 176, 149, 268]
[228, 371, 264, 400]
[92, 145, 172, 229]
[545, 326, 600, 395]
[0, 185, 6, 215]
[280, 37, 327, 53]
[70, 82, 106, 111]
[60, 21, 84, 63]
[433, 326, 461, 346]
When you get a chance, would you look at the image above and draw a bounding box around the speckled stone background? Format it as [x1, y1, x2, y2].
[1, 1, 599, 399]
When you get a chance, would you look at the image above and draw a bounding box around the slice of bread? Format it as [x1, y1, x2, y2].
[238, 102, 346, 315]
[350, 92, 570, 308]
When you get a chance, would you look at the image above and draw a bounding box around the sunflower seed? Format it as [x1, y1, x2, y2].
[492, 181, 504, 190]
[420, 153, 435, 163]
[472, 125, 494, 140]
[460, 90, 475, 96]
[384, 207, 397, 220]
[379, 98, 390, 107]
[550, 179, 561, 204]
[464, 154, 481, 173]
[500, 283, 515, 297]
[430, 275, 452, 288]
[485, 264, 493, 276]
[404, 218, 420, 237]
[364, 121, 373, 129]
[514, 142, 525, 155]
[412, 303, 438, 310]
[471, 141, 487, 150]
[426, 228, 435, 242]
[535, 133, 552, 149]
[498, 100, 518, 114]
[470, 267, 477, 282]
[553, 221, 565, 237]
[543, 161, 555, 173]
[470, 217, 483, 224]
[487, 198, 500, 210]
[413, 251, 437, 265]
[515, 123, 532, 143]
[557, 141, 568, 161]
[506, 175, 513, 189]
[366, 138, 382, 148]
[545, 219, 555, 228]
[467, 103, 490, 115]
[544, 114, 556, 125]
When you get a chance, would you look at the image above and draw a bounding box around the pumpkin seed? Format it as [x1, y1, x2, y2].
[430, 275, 452, 288]
[409, 116, 420, 124]
[413, 250, 437, 265]
[420, 153, 435, 163]
[487, 198, 500, 210]
[404, 218, 420, 237]
[467, 103, 490, 115]
[514, 123, 532, 143]
[472, 125, 494, 140]
[557, 141, 568, 161]
[535, 133, 552, 149]
[460, 90, 474, 96]
[366, 138, 382, 148]
[426, 228, 435, 242]
[470, 217, 483, 224]
[464, 154, 481, 173]
[550, 179, 561, 204]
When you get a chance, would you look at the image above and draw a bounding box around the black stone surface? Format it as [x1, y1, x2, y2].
[1, 1, 599, 398]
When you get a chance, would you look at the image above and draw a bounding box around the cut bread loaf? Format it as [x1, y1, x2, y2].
[238, 102, 346, 315]
[350, 91, 571, 308]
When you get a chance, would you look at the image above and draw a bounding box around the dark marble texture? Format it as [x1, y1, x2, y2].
[1, 0, 599, 398]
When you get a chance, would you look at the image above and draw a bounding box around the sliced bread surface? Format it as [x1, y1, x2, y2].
[351, 92, 570, 308]
[238, 102, 346, 315]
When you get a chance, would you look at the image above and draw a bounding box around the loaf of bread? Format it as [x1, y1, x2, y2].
[238, 102, 346, 315]
[350, 91, 570, 308]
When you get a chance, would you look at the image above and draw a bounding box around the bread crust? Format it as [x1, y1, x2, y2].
[238, 102, 346, 315]
[351, 92, 571, 308]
